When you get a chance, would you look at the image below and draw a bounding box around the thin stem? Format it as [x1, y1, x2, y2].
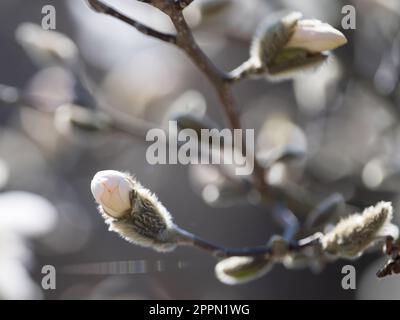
[228, 60, 264, 83]
[174, 226, 271, 258]
[174, 226, 321, 259]
[168, 10, 240, 129]
[85, 0, 177, 44]
[273, 204, 300, 242]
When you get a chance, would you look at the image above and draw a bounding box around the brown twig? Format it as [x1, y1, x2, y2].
[84, 0, 177, 44]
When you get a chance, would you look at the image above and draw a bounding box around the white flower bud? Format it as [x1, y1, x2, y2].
[91, 170, 132, 218]
[15, 23, 78, 68]
[247, 12, 347, 80]
[215, 256, 273, 285]
[55, 104, 112, 134]
[91, 171, 178, 252]
[322, 202, 399, 259]
[286, 19, 347, 53]
[251, 12, 302, 70]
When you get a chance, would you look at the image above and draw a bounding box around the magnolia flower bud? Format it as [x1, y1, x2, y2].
[91, 171, 178, 252]
[322, 202, 399, 259]
[215, 256, 273, 285]
[55, 104, 112, 134]
[91, 170, 132, 218]
[286, 19, 347, 53]
[15, 23, 78, 68]
[247, 12, 347, 80]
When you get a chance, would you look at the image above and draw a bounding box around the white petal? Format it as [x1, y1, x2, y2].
[287, 19, 347, 52]
[91, 170, 132, 218]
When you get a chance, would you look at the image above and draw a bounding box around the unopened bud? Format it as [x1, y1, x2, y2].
[286, 19, 347, 53]
[249, 12, 347, 80]
[322, 202, 399, 259]
[55, 104, 112, 133]
[91, 170, 132, 218]
[91, 171, 178, 252]
[215, 256, 273, 285]
[15, 23, 78, 68]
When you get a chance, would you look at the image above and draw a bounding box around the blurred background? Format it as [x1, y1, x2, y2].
[0, 0, 400, 300]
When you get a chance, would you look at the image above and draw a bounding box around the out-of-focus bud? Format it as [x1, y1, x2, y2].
[257, 145, 306, 168]
[54, 104, 113, 148]
[15, 23, 78, 68]
[201, 180, 253, 207]
[165, 90, 207, 122]
[305, 193, 345, 231]
[91, 170, 132, 218]
[256, 113, 307, 164]
[54, 104, 112, 134]
[0, 84, 20, 105]
[215, 256, 273, 285]
[243, 12, 347, 80]
[189, 164, 254, 208]
[172, 113, 218, 139]
[91, 171, 178, 252]
[251, 12, 302, 68]
[322, 202, 399, 259]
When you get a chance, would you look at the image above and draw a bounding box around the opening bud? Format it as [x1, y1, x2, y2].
[91, 170, 178, 252]
[91, 170, 132, 218]
[249, 12, 347, 80]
